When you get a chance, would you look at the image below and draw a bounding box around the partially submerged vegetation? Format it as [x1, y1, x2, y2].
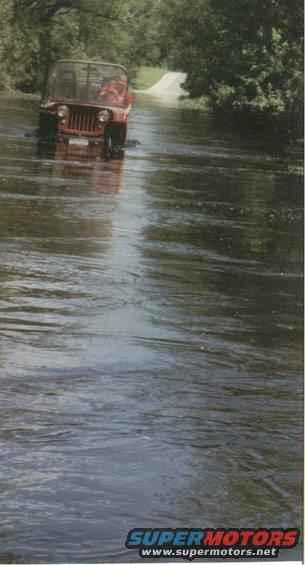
[0, 0, 303, 134]
[179, 96, 210, 112]
[161, 0, 303, 134]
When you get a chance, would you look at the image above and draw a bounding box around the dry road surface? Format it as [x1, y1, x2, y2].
[139, 71, 187, 98]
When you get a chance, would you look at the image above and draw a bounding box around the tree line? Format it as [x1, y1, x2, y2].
[0, 0, 303, 129]
[0, 0, 164, 91]
[161, 0, 303, 131]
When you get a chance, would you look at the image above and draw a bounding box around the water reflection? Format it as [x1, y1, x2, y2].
[37, 140, 125, 195]
[0, 95, 302, 563]
[135, 115, 302, 537]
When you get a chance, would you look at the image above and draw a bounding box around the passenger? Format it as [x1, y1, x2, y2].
[99, 79, 120, 105]
[99, 73, 133, 115]
[115, 73, 133, 116]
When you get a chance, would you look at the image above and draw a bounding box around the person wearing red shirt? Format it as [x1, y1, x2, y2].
[99, 73, 133, 116]
[115, 73, 133, 116]
[99, 79, 120, 105]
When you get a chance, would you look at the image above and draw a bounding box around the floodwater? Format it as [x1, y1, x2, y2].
[0, 94, 302, 562]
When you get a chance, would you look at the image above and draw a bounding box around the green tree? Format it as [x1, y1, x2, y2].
[160, 0, 303, 128]
[1, 0, 162, 91]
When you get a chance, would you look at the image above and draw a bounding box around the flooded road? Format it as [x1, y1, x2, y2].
[0, 94, 302, 562]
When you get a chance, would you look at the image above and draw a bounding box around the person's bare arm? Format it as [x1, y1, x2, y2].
[124, 103, 132, 116]
[123, 90, 133, 116]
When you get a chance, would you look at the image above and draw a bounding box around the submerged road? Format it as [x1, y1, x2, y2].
[0, 92, 302, 562]
[144, 71, 187, 97]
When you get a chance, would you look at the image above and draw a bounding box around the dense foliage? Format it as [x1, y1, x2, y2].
[0, 0, 163, 92]
[160, 0, 303, 127]
[0, 0, 303, 128]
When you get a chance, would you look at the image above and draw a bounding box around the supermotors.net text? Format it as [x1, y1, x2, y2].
[125, 528, 299, 560]
[140, 547, 278, 560]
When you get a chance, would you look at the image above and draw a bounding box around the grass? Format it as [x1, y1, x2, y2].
[179, 95, 210, 111]
[133, 66, 168, 90]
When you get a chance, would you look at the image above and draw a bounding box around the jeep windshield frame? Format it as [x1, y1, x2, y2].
[42, 59, 129, 107]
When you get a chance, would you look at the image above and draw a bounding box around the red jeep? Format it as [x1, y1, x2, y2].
[38, 59, 132, 151]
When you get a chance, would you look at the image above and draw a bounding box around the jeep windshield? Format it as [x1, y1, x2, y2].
[42, 59, 129, 107]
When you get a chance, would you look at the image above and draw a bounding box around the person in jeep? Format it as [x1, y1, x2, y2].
[99, 73, 133, 115]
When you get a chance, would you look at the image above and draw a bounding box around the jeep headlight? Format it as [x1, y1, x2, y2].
[57, 105, 69, 117]
[98, 110, 110, 122]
